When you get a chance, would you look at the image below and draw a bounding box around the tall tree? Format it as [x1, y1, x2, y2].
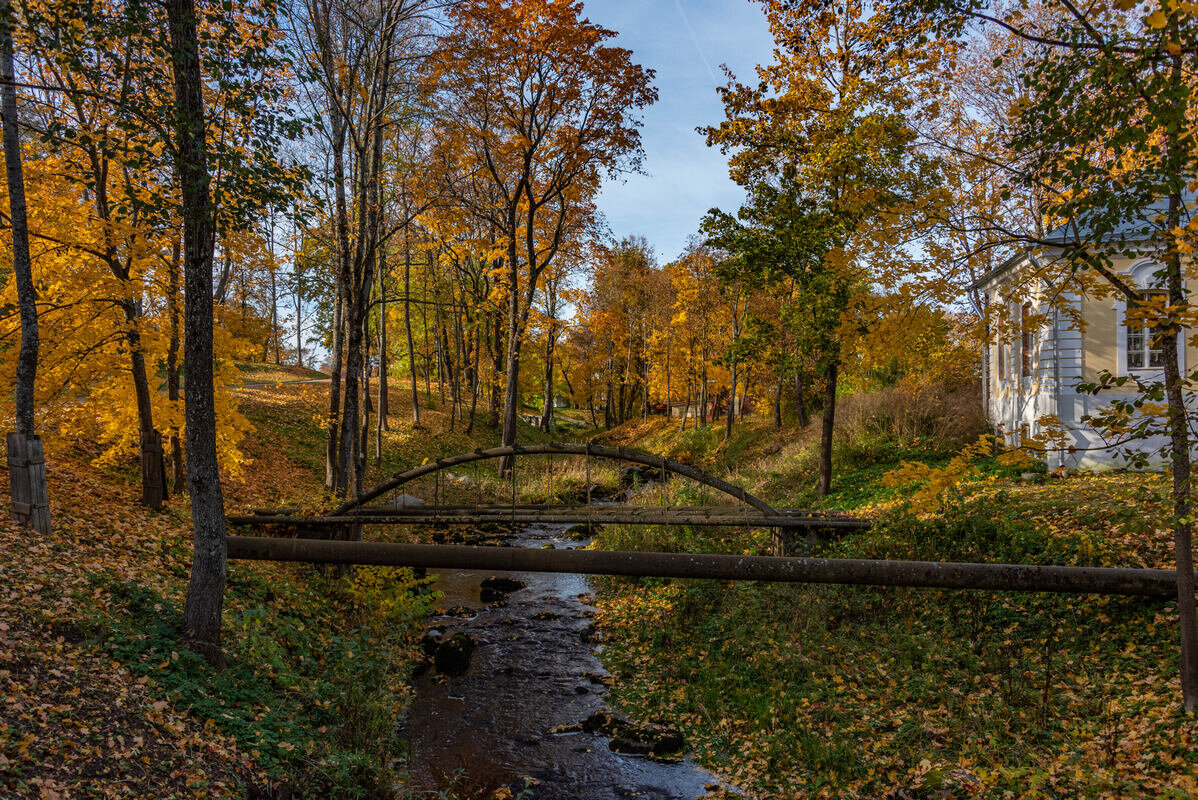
[431, 0, 655, 473]
[1, 0, 48, 532]
[165, 0, 225, 665]
[1, 0, 36, 441]
[706, 0, 941, 495]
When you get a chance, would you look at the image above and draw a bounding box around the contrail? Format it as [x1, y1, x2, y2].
[673, 0, 720, 87]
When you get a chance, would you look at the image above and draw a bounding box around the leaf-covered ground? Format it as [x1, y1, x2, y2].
[0, 378, 533, 799]
[593, 416, 1198, 799]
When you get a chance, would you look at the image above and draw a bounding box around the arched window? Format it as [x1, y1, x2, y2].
[1126, 290, 1168, 370]
[1020, 302, 1033, 378]
[1123, 260, 1170, 373]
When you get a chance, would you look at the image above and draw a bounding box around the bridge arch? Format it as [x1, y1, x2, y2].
[333, 442, 778, 516]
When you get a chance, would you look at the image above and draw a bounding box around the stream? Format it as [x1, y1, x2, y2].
[398, 518, 722, 799]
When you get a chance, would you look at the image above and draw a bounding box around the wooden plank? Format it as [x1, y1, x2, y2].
[7, 432, 28, 524]
[24, 435, 50, 535]
[140, 429, 164, 510]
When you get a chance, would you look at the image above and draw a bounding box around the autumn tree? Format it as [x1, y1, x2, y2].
[431, 0, 655, 473]
[0, 0, 48, 532]
[705, 0, 944, 495]
[163, 0, 224, 665]
[895, 0, 1198, 711]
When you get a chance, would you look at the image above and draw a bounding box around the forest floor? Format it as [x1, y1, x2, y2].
[6, 378, 1197, 799]
[590, 414, 1198, 799]
[0, 373, 564, 799]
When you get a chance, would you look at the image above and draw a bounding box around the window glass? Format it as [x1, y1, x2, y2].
[1127, 290, 1167, 371]
[1021, 303, 1033, 378]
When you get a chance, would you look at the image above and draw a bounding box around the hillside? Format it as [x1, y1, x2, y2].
[0, 376, 553, 798]
[590, 405, 1198, 799]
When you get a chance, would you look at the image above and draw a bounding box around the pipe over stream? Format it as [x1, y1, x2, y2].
[226, 536, 1177, 597]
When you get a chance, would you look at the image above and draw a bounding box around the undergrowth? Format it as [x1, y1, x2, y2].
[592, 401, 1197, 799]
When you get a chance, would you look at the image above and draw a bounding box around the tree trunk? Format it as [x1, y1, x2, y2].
[326, 276, 345, 490]
[499, 256, 521, 476]
[680, 381, 691, 432]
[166, 234, 185, 493]
[293, 248, 305, 367]
[167, 0, 226, 668]
[1161, 185, 1198, 711]
[337, 305, 363, 497]
[794, 369, 809, 428]
[376, 262, 388, 464]
[488, 307, 503, 429]
[817, 354, 839, 498]
[0, 0, 37, 442]
[466, 319, 480, 435]
[404, 237, 420, 425]
[121, 299, 161, 508]
[725, 294, 740, 441]
[540, 284, 558, 432]
[268, 217, 280, 364]
[774, 377, 783, 429]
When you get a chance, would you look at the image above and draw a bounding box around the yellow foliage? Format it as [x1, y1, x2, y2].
[0, 155, 254, 477]
[883, 431, 1045, 512]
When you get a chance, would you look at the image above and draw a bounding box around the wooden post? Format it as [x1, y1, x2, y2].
[8, 431, 29, 525]
[140, 429, 165, 510]
[7, 432, 49, 534]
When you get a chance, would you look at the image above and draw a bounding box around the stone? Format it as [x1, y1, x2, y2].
[389, 492, 424, 507]
[479, 588, 509, 604]
[609, 737, 652, 756]
[434, 632, 475, 676]
[579, 709, 685, 758]
[480, 576, 526, 593]
[418, 630, 442, 657]
[562, 522, 593, 540]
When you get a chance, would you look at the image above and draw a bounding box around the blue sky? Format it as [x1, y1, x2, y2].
[581, 0, 774, 263]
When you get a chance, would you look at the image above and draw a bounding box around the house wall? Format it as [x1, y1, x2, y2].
[1080, 291, 1118, 381]
[983, 254, 1198, 471]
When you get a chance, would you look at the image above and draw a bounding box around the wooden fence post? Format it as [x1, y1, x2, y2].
[140, 428, 165, 510]
[7, 432, 50, 534]
[25, 435, 49, 534]
[7, 431, 28, 525]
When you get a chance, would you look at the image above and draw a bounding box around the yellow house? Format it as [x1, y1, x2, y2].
[975, 248, 1193, 470]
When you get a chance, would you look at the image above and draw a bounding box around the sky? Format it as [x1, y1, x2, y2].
[581, 0, 774, 263]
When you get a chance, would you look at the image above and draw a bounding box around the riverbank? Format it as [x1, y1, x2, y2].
[590, 414, 1198, 798]
[0, 377, 565, 798]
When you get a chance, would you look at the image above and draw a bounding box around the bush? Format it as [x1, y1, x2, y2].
[840, 494, 1115, 567]
[835, 380, 986, 454]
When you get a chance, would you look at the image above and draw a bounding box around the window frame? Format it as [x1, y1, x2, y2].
[1020, 302, 1034, 379]
[1126, 289, 1168, 372]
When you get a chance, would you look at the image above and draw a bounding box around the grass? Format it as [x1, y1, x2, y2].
[591, 410, 1198, 799]
[233, 361, 329, 385]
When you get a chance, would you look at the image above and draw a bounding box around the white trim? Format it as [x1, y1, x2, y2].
[1114, 260, 1185, 380]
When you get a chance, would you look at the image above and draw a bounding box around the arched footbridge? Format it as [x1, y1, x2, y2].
[225, 442, 1180, 597]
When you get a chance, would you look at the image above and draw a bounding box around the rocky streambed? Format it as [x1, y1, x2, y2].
[398, 518, 723, 799]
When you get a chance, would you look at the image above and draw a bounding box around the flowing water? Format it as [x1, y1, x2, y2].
[399, 520, 722, 799]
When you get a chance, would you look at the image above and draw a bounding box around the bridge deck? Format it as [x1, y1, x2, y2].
[229, 504, 871, 530]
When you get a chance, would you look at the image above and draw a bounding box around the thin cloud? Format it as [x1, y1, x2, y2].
[673, 0, 719, 86]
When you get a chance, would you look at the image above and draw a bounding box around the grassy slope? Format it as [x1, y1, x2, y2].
[233, 362, 329, 386]
[0, 374, 554, 799]
[592, 415, 1198, 799]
